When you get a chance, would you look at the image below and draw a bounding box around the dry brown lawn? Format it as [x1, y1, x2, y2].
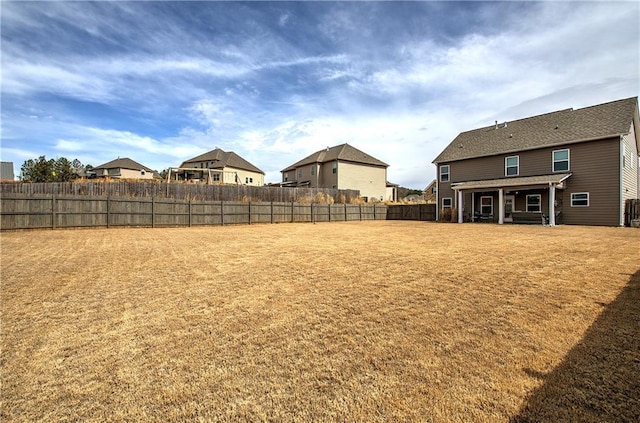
[1, 222, 639, 422]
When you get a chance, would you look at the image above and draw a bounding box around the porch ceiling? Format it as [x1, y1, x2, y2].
[451, 173, 571, 190]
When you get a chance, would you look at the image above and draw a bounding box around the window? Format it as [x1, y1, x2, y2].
[311, 166, 315, 176]
[297, 169, 302, 178]
[526, 194, 541, 212]
[283, 172, 288, 182]
[213, 173, 220, 181]
[332, 162, 337, 174]
[480, 196, 493, 215]
[141, 170, 146, 176]
[505, 156, 519, 176]
[442, 198, 452, 209]
[245, 177, 253, 184]
[553, 149, 569, 172]
[440, 165, 450, 182]
[571, 192, 589, 207]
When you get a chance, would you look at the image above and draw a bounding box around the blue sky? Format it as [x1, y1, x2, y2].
[1, 1, 638, 187]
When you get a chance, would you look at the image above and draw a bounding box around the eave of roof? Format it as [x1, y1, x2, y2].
[451, 173, 571, 190]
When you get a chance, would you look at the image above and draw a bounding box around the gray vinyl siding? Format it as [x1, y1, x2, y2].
[621, 122, 639, 206]
[437, 136, 622, 225]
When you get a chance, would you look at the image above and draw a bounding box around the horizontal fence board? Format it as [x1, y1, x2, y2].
[386, 204, 436, 221]
[1, 193, 390, 230]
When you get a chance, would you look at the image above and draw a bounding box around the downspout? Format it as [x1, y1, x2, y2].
[620, 136, 624, 226]
[435, 164, 439, 221]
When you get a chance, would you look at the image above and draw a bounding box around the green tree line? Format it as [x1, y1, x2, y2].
[20, 156, 92, 182]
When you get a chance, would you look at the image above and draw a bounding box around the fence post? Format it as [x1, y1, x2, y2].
[311, 203, 314, 223]
[248, 201, 251, 225]
[271, 202, 274, 224]
[106, 194, 111, 228]
[220, 200, 224, 226]
[291, 202, 294, 223]
[373, 204, 376, 220]
[52, 192, 56, 229]
[344, 203, 347, 221]
[328, 203, 331, 222]
[189, 199, 192, 227]
[152, 196, 155, 228]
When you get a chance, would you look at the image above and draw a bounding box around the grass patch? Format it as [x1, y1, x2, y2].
[1, 222, 638, 421]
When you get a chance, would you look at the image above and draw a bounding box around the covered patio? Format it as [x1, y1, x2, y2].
[451, 173, 572, 226]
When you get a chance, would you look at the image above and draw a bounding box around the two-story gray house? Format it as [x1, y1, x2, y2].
[433, 97, 639, 226]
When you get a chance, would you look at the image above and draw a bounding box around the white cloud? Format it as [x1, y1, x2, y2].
[1, 1, 637, 189]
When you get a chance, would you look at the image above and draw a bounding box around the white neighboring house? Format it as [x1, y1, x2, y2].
[92, 157, 157, 180]
[1, 161, 15, 180]
[281, 143, 389, 201]
[172, 148, 265, 186]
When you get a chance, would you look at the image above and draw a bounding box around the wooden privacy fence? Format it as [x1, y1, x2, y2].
[0, 182, 360, 204]
[0, 194, 387, 230]
[386, 204, 436, 221]
[625, 199, 639, 226]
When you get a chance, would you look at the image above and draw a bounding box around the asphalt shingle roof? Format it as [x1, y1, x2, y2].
[93, 157, 155, 172]
[180, 148, 264, 175]
[282, 143, 388, 172]
[433, 97, 638, 163]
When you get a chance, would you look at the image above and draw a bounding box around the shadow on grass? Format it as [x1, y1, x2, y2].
[511, 270, 640, 423]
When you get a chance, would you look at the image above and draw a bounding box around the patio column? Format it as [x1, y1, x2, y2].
[549, 183, 556, 226]
[471, 192, 475, 218]
[457, 189, 464, 223]
[498, 188, 504, 224]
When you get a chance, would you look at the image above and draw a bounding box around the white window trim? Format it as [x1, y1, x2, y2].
[552, 149, 570, 172]
[526, 194, 541, 212]
[480, 196, 493, 215]
[442, 197, 452, 209]
[571, 192, 589, 207]
[505, 156, 519, 176]
[440, 165, 450, 183]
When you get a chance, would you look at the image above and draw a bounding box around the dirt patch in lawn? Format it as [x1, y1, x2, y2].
[1, 222, 638, 422]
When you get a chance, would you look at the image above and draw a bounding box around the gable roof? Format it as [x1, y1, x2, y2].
[282, 143, 388, 172]
[180, 148, 264, 175]
[93, 157, 155, 172]
[433, 97, 638, 163]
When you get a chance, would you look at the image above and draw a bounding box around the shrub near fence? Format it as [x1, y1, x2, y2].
[0, 194, 388, 230]
[0, 182, 360, 203]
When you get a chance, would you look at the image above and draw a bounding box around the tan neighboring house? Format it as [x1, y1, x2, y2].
[172, 148, 265, 186]
[424, 179, 437, 204]
[281, 143, 389, 201]
[92, 157, 157, 180]
[433, 97, 639, 226]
